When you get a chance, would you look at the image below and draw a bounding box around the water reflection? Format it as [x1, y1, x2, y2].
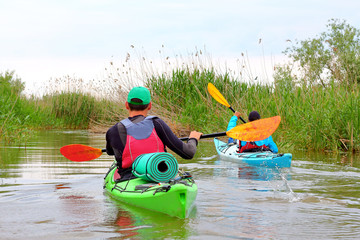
[115, 209, 140, 239]
[237, 165, 291, 181]
[213, 157, 292, 182]
[1, 130, 360, 239]
[106, 198, 195, 239]
[293, 149, 360, 168]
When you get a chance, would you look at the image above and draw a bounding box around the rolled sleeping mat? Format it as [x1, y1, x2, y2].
[132, 152, 179, 183]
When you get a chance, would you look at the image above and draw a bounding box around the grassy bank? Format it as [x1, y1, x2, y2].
[147, 68, 360, 152]
[1, 66, 359, 152]
[0, 71, 122, 143]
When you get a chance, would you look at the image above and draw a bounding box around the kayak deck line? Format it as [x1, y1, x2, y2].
[218, 141, 277, 157]
[107, 167, 196, 195]
[110, 180, 194, 195]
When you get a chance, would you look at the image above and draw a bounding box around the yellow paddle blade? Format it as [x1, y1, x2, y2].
[207, 83, 230, 108]
[60, 144, 104, 162]
[226, 116, 281, 141]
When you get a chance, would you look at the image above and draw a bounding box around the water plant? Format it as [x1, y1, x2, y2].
[0, 72, 122, 143]
[0, 71, 32, 143]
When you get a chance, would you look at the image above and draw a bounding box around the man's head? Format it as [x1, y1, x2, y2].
[248, 111, 260, 122]
[126, 86, 151, 111]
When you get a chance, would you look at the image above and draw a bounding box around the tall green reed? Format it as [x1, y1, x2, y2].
[100, 43, 359, 152]
[0, 71, 123, 143]
[146, 65, 360, 152]
[46, 91, 121, 129]
[0, 71, 43, 143]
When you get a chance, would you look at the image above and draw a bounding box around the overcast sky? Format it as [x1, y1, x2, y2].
[1, 0, 360, 94]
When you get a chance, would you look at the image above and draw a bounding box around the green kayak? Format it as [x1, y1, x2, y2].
[103, 162, 198, 218]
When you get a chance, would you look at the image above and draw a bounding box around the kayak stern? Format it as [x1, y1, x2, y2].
[104, 163, 198, 218]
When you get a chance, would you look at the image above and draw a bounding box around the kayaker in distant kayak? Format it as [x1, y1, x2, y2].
[227, 111, 278, 153]
[106, 86, 203, 180]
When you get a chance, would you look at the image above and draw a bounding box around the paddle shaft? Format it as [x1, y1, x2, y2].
[179, 132, 226, 141]
[65, 117, 279, 161]
[229, 106, 247, 124]
[98, 132, 226, 152]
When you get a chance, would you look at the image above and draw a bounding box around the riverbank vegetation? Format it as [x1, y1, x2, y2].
[1, 19, 359, 152]
[0, 72, 122, 143]
[149, 19, 360, 152]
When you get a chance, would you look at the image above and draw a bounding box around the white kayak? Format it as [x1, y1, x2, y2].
[214, 138, 292, 168]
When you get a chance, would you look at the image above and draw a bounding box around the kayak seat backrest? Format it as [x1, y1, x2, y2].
[113, 169, 120, 180]
[113, 169, 137, 183]
[241, 147, 271, 153]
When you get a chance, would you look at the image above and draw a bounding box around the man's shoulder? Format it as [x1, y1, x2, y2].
[146, 115, 160, 120]
[151, 116, 168, 126]
[106, 122, 121, 134]
[147, 115, 164, 121]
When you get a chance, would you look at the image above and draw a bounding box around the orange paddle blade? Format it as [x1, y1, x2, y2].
[207, 83, 231, 108]
[226, 116, 281, 141]
[60, 144, 104, 162]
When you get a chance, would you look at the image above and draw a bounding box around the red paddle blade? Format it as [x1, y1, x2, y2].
[226, 116, 281, 141]
[60, 144, 103, 162]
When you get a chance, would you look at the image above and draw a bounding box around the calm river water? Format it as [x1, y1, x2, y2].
[1, 130, 360, 239]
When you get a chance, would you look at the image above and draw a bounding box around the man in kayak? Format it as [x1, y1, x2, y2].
[227, 111, 278, 153]
[106, 86, 203, 180]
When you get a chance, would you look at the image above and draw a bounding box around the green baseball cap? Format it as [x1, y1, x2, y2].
[127, 86, 151, 105]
